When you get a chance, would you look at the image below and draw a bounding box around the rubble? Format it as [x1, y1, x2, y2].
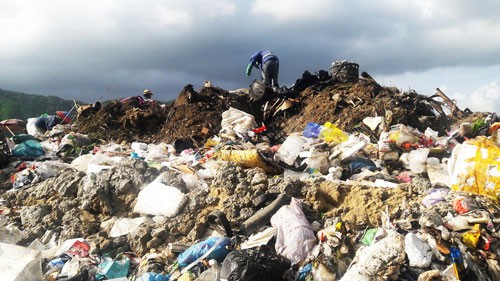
[1, 62, 500, 280]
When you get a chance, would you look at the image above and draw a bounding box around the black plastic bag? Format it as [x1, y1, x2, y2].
[220, 247, 290, 281]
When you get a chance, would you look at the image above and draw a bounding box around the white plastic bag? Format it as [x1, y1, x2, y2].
[133, 182, 187, 217]
[220, 107, 257, 136]
[274, 133, 308, 166]
[270, 198, 316, 265]
[404, 233, 432, 268]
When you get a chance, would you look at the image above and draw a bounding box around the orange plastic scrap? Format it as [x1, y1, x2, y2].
[451, 136, 500, 200]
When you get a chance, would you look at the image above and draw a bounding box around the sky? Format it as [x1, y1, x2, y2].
[1, 0, 500, 113]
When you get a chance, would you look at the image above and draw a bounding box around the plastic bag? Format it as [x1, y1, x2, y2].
[449, 137, 500, 199]
[177, 236, 231, 267]
[96, 254, 130, 279]
[11, 140, 45, 158]
[303, 122, 322, 138]
[318, 122, 348, 143]
[404, 233, 432, 268]
[270, 198, 316, 265]
[219, 247, 290, 281]
[274, 133, 307, 166]
[133, 182, 187, 217]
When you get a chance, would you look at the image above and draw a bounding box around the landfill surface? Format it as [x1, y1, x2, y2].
[1, 63, 500, 281]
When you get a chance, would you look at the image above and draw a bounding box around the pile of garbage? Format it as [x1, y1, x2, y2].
[1, 62, 500, 281]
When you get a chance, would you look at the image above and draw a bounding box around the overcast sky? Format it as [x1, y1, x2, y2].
[1, 0, 500, 113]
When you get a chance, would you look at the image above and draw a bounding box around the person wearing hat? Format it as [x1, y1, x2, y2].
[143, 89, 154, 100]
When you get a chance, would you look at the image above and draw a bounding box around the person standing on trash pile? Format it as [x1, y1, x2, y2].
[143, 89, 154, 100]
[246, 50, 280, 89]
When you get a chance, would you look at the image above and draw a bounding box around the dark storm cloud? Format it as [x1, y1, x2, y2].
[1, 0, 500, 112]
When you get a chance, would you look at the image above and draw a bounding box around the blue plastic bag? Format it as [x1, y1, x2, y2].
[11, 140, 45, 158]
[177, 236, 231, 267]
[302, 122, 322, 138]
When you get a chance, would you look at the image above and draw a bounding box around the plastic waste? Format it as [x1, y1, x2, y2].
[421, 188, 449, 207]
[177, 236, 231, 267]
[219, 247, 290, 281]
[404, 233, 432, 268]
[338, 133, 370, 160]
[340, 156, 377, 179]
[318, 122, 348, 143]
[452, 196, 476, 214]
[11, 134, 40, 144]
[360, 228, 379, 246]
[96, 254, 130, 279]
[449, 137, 500, 199]
[12, 140, 45, 158]
[239, 194, 291, 236]
[461, 224, 481, 249]
[274, 133, 307, 166]
[220, 107, 257, 137]
[240, 227, 277, 250]
[312, 263, 336, 281]
[0, 242, 43, 281]
[407, 148, 429, 174]
[303, 122, 322, 138]
[340, 231, 405, 281]
[133, 182, 187, 217]
[194, 259, 221, 281]
[270, 198, 317, 265]
[110, 217, 152, 238]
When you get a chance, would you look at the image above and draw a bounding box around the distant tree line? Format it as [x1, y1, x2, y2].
[0, 89, 77, 120]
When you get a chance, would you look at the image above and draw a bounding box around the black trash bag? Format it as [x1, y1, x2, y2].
[220, 247, 291, 281]
[341, 156, 377, 180]
[0, 130, 11, 168]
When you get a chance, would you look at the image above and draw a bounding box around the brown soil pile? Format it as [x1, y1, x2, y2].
[77, 70, 473, 147]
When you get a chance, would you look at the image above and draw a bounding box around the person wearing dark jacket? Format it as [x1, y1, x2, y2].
[246, 50, 279, 88]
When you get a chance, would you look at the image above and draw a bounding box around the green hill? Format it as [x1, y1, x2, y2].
[0, 89, 77, 120]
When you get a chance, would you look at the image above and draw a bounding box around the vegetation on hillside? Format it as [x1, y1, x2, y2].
[0, 89, 77, 120]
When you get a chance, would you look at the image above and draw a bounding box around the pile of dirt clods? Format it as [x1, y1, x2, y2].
[2, 63, 500, 281]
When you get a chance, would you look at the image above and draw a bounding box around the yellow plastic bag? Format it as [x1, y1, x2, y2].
[450, 137, 500, 200]
[213, 149, 277, 174]
[318, 122, 348, 143]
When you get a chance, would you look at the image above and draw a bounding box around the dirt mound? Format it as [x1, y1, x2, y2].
[77, 85, 257, 146]
[78, 69, 468, 147]
[271, 72, 454, 138]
